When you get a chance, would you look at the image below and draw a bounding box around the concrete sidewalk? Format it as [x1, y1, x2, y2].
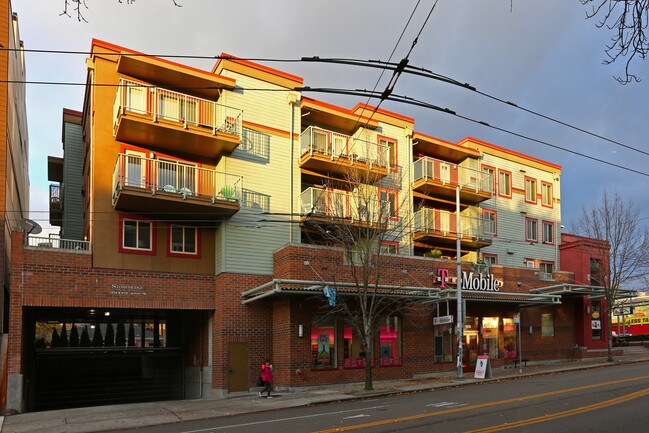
[4, 348, 649, 433]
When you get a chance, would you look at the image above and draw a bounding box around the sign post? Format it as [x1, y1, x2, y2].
[514, 312, 522, 374]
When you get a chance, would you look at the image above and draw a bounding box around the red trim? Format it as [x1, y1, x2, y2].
[167, 224, 201, 259]
[541, 181, 553, 208]
[482, 209, 497, 237]
[381, 240, 400, 255]
[498, 169, 512, 198]
[481, 164, 496, 194]
[118, 214, 156, 255]
[542, 220, 555, 245]
[378, 135, 398, 172]
[91, 39, 236, 85]
[525, 217, 538, 243]
[524, 176, 537, 204]
[458, 136, 562, 170]
[215, 52, 304, 84]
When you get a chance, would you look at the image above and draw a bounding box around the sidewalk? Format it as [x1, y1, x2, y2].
[3, 348, 649, 433]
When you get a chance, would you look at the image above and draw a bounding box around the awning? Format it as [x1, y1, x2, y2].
[530, 284, 637, 301]
[241, 279, 440, 305]
[425, 289, 561, 306]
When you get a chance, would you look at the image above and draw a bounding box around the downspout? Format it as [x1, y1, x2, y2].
[288, 93, 297, 243]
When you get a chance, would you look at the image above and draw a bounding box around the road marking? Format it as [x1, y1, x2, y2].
[177, 405, 390, 433]
[426, 401, 467, 408]
[311, 374, 649, 433]
[343, 414, 370, 419]
[462, 387, 649, 432]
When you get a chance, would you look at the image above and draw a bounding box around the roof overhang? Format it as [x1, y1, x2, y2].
[426, 289, 561, 306]
[241, 279, 440, 305]
[531, 284, 637, 301]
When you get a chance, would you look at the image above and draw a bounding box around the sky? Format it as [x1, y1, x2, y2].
[11, 0, 649, 235]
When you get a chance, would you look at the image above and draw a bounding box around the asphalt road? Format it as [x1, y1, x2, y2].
[110, 363, 649, 433]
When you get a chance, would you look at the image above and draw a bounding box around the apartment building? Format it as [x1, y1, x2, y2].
[6, 39, 614, 412]
[0, 0, 28, 412]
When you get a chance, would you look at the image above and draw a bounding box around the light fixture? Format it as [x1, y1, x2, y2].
[298, 324, 304, 338]
[528, 325, 533, 335]
[104, 311, 110, 317]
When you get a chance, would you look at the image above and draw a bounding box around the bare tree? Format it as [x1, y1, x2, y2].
[581, 0, 649, 84]
[60, 0, 182, 22]
[573, 190, 649, 361]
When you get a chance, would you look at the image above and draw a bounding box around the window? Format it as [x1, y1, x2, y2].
[483, 209, 497, 236]
[379, 189, 398, 221]
[542, 221, 554, 244]
[482, 165, 496, 193]
[344, 326, 369, 368]
[483, 254, 498, 266]
[381, 241, 399, 255]
[440, 163, 451, 183]
[120, 216, 154, 254]
[590, 259, 602, 286]
[126, 82, 147, 114]
[379, 136, 398, 171]
[541, 182, 553, 207]
[525, 177, 537, 203]
[524, 258, 536, 268]
[124, 150, 147, 188]
[311, 316, 336, 368]
[541, 313, 554, 337]
[379, 316, 402, 366]
[169, 225, 198, 257]
[498, 170, 511, 197]
[539, 262, 554, 280]
[525, 218, 538, 242]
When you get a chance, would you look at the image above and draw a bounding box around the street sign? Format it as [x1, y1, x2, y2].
[613, 306, 633, 316]
[474, 355, 492, 379]
[513, 313, 520, 324]
[433, 315, 453, 325]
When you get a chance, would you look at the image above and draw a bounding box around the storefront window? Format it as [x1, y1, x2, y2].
[542, 313, 554, 337]
[464, 317, 479, 366]
[482, 317, 499, 358]
[503, 318, 517, 359]
[434, 323, 454, 362]
[311, 316, 336, 368]
[343, 326, 370, 368]
[379, 316, 402, 366]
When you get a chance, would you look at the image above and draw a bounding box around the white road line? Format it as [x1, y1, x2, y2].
[343, 414, 371, 419]
[426, 402, 467, 408]
[178, 405, 390, 433]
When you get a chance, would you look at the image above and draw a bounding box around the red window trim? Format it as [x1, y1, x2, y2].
[498, 169, 512, 198]
[525, 217, 538, 243]
[481, 164, 496, 193]
[378, 187, 399, 221]
[541, 181, 553, 208]
[118, 214, 156, 255]
[167, 224, 202, 258]
[381, 240, 400, 255]
[524, 176, 538, 204]
[378, 135, 398, 173]
[542, 220, 555, 245]
[482, 209, 497, 237]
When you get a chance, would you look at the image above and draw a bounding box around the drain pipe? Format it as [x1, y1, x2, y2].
[288, 93, 298, 243]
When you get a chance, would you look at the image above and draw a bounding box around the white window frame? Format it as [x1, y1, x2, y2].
[542, 221, 554, 244]
[170, 225, 197, 255]
[525, 178, 537, 203]
[525, 218, 538, 242]
[122, 218, 152, 251]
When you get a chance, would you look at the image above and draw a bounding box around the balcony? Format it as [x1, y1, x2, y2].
[299, 126, 389, 181]
[412, 207, 492, 250]
[300, 187, 388, 230]
[112, 153, 242, 220]
[49, 184, 63, 227]
[113, 79, 243, 159]
[412, 157, 492, 205]
[26, 234, 90, 251]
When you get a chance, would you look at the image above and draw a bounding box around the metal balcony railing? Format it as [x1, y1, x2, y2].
[300, 187, 385, 224]
[112, 153, 243, 204]
[413, 207, 492, 239]
[26, 234, 90, 251]
[299, 126, 390, 170]
[113, 78, 243, 138]
[413, 156, 492, 194]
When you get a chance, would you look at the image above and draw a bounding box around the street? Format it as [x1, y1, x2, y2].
[110, 362, 649, 433]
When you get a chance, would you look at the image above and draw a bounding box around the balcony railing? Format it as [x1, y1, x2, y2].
[413, 207, 493, 240]
[300, 126, 390, 170]
[113, 78, 243, 138]
[300, 187, 385, 225]
[26, 235, 90, 251]
[413, 156, 492, 195]
[112, 153, 243, 204]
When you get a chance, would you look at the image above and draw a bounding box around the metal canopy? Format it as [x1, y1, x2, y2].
[530, 284, 637, 301]
[424, 289, 561, 305]
[241, 279, 441, 305]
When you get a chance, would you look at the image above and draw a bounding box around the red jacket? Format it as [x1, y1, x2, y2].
[261, 365, 273, 383]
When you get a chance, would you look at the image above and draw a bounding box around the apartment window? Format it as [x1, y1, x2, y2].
[483, 209, 497, 236]
[541, 182, 553, 207]
[379, 316, 402, 366]
[379, 189, 398, 221]
[498, 170, 512, 197]
[542, 221, 554, 244]
[381, 241, 399, 255]
[525, 218, 538, 242]
[525, 258, 536, 268]
[169, 225, 198, 257]
[126, 82, 147, 114]
[482, 165, 496, 193]
[541, 313, 554, 337]
[540, 262, 554, 280]
[311, 316, 336, 368]
[120, 216, 154, 254]
[483, 254, 498, 266]
[379, 136, 398, 171]
[525, 177, 537, 203]
[590, 259, 602, 286]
